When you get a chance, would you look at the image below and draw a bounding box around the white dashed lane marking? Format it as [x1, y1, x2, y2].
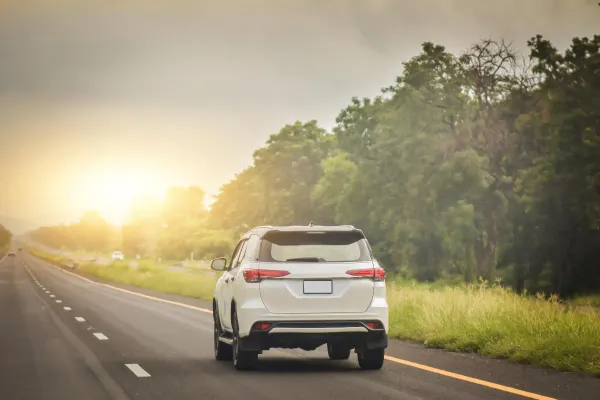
[56, 300, 62, 303]
[93, 333, 109, 340]
[125, 364, 151, 378]
[64, 307, 72, 311]
[50, 295, 56, 298]
[75, 317, 86, 322]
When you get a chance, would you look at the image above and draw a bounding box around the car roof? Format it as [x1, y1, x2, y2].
[243, 224, 363, 239]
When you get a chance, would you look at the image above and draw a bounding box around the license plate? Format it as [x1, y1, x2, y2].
[303, 280, 333, 294]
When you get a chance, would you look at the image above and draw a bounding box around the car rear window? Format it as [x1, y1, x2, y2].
[258, 230, 372, 262]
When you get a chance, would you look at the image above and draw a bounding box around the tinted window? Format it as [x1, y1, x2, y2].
[258, 231, 372, 262]
[242, 235, 260, 262]
[229, 240, 246, 270]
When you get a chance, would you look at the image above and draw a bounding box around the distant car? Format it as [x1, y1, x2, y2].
[111, 251, 124, 261]
[7, 252, 16, 257]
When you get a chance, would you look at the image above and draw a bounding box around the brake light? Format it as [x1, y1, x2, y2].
[346, 267, 386, 282]
[253, 322, 272, 331]
[243, 269, 290, 283]
[366, 321, 383, 330]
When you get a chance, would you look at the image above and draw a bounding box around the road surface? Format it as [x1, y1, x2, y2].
[1, 251, 598, 400]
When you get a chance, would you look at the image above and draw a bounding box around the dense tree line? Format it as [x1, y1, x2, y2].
[30, 211, 117, 252]
[29, 187, 234, 261]
[0, 224, 12, 249]
[209, 35, 600, 297]
[30, 35, 599, 297]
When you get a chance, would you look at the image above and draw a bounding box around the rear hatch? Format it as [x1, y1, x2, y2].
[257, 229, 375, 314]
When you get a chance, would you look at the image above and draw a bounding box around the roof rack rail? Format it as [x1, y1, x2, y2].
[340, 224, 355, 229]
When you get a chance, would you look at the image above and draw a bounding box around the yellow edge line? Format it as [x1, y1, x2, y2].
[31, 255, 556, 400]
[384, 355, 556, 400]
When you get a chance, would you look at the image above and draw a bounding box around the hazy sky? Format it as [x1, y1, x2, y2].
[1, 0, 598, 226]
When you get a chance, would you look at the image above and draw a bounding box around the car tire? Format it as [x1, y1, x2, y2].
[232, 309, 258, 370]
[357, 348, 385, 370]
[327, 343, 351, 360]
[213, 305, 232, 361]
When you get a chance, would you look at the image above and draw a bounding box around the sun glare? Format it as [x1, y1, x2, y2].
[73, 165, 167, 225]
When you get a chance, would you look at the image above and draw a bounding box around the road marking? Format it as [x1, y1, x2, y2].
[75, 317, 86, 322]
[56, 300, 62, 303]
[125, 364, 151, 378]
[35, 254, 555, 400]
[64, 307, 72, 311]
[383, 355, 556, 400]
[42, 259, 212, 314]
[45, 290, 50, 293]
[50, 294, 56, 298]
[93, 333, 109, 340]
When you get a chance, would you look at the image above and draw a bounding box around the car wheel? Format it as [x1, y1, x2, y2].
[327, 343, 351, 360]
[213, 306, 232, 361]
[357, 348, 385, 370]
[232, 310, 258, 370]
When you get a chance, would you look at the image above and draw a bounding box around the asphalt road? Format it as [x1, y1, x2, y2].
[1, 251, 599, 400]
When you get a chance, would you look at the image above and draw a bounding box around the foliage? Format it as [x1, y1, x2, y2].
[30, 34, 600, 298]
[388, 279, 600, 375]
[0, 224, 12, 249]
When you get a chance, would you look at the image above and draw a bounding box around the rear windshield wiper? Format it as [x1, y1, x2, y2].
[285, 257, 321, 262]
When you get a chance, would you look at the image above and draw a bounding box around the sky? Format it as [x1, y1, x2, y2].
[1, 0, 599, 227]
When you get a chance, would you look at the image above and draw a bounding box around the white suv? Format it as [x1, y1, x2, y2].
[210, 225, 388, 370]
[111, 251, 124, 261]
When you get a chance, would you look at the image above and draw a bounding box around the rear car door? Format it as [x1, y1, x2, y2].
[219, 240, 245, 330]
[257, 229, 378, 315]
[222, 239, 247, 330]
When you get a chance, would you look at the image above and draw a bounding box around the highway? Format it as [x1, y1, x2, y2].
[1, 251, 598, 400]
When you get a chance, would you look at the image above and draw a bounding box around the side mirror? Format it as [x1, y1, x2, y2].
[210, 257, 227, 271]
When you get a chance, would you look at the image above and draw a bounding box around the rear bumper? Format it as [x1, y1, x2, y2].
[236, 298, 389, 338]
[238, 321, 388, 352]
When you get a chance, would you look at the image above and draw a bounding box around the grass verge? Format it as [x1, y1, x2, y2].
[388, 282, 600, 375]
[27, 248, 600, 376]
[27, 247, 219, 301]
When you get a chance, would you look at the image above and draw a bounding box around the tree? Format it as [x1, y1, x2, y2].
[0, 224, 12, 248]
[210, 120, 334, 230]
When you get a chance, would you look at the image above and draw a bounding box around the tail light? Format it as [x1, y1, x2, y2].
[253, 322, 272, 331]
[366, 321, 383, 330]
[243, 269, 290, 283]
[346, 267, 386, 282]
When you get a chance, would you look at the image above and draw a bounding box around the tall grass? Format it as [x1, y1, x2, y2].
[570, 294, 600, 308]
[28, 248, 600, 375]
[388, 281, 600, 375]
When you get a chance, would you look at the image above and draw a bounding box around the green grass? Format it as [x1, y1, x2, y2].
[570, 294, 600, 308]
[28, 247, 600, 375]
[388, 281, 600, 375]
[77, 261, 218, 300]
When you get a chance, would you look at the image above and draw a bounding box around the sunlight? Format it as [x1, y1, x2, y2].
[72, 165, 167, 225]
